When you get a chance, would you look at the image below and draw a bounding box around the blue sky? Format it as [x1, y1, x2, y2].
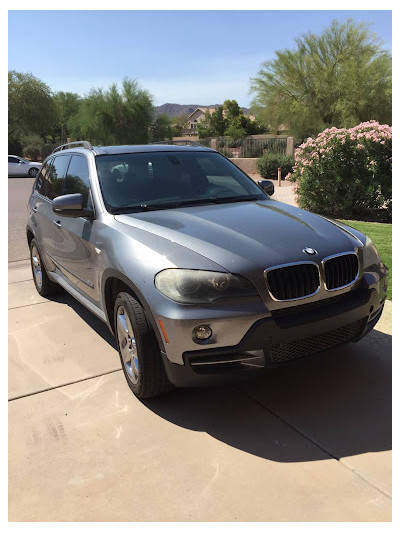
[8, 10, 392, 108]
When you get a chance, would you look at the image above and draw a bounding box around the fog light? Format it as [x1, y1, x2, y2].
[193, 325, 212, 340]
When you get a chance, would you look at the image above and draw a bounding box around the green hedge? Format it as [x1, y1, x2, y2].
[256, 152, 295, 180]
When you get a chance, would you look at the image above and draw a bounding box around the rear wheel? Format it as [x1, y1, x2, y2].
[114, 292, 171, 399]
[30, 238, 61, 297]
[28, 167, 38, 178]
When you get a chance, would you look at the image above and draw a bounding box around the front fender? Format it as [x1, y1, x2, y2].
[101, 268, 166, 352]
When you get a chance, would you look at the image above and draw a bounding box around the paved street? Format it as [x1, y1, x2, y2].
[8, 177, 35, 262]
[8, 176, 392, 521]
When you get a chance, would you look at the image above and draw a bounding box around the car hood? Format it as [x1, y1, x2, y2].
[115, 199, 364, 274]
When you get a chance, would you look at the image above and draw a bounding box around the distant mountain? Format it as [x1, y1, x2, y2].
[154, 103, 250, 118]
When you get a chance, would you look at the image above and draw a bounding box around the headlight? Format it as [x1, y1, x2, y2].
[362, 236, 381, 269]
[155, 269, 258, 304]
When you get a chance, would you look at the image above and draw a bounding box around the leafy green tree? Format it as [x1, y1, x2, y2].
[224, 118, 247, 140]
[197, 100, 265, 139]
[250, 20, 392, 140]
[150, 114, 173, 142]
[21, 134, 44, 161]
[196, 110, 215, 138]
[171, 114, 189, 137]
[210, 106, 227, 136]
[70, 78, 154, 145]
[222, 100, 265, 137]
[198, 106, 228, 138]
[8, 70, 56, 142]
[223, 99, 241, 120]
[51, 91, 82, 142]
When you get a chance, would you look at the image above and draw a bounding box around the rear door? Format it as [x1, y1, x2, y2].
[28, 157, 53, 256]
[49, 154, 99, 302]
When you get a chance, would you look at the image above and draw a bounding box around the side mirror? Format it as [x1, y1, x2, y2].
[258, 179, 275, 196]
[52, 193, 94, 219]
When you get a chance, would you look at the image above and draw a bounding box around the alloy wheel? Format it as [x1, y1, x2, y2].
[31, 245, 42, 290]
[116, 305, 139, 384]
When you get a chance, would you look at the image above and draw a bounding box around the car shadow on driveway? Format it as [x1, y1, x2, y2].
[47, 291, 117, 349]
[143, 329, 392, 463]
[48, 290, 391, 464]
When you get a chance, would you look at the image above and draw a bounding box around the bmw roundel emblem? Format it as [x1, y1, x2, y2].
[303, 247, 317, 255]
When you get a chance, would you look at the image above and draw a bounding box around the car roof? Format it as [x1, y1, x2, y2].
[91, 144, 215, 156]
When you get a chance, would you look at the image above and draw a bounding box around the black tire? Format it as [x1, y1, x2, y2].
[30, 238, 61, 297]
[114, 291, 172, 399]
[28, 167, 38, 178]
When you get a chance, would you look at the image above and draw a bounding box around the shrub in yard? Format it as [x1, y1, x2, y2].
[41, 143, 57, 159]
[22, 135, 44, 161]
[8, 137, 22, 156]
[256, 152, 295, 179]
[219, 148, 233, 158]
[223, 137, 243, 149]
[289, 121, 392, 222]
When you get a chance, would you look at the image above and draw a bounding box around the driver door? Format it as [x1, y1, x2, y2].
[49, 154, 99, 303]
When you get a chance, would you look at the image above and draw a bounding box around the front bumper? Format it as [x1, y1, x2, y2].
[161, 284, 386, 388]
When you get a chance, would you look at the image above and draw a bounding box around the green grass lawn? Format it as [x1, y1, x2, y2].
[340, 220, 392, 300]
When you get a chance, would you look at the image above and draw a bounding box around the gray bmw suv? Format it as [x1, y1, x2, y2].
[27, 141, 388, 398]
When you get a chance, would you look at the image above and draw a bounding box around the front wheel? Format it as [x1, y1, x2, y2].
[30, 239, 61, 297]
[114, 292, 172, 399]
[28, 167, 38, 178]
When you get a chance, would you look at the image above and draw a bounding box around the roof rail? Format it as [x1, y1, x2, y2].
[152, 140, 202, 146]
[52, 141, 93, 154]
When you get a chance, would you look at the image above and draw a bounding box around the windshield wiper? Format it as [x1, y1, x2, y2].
[200, 195, 262, 204]
[110, 195, 262, 214]
[110, 201, 211, 214]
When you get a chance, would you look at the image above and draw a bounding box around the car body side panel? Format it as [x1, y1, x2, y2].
[48, 216, 99, 302]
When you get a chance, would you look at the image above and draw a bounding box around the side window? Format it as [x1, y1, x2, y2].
[45, 155, 70, 200]
[8, 156, 19, 163]
[64, 155, 92, 208]
[36, 158, 53, 196]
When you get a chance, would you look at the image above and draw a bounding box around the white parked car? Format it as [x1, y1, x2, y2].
[8, 155, 41, 177]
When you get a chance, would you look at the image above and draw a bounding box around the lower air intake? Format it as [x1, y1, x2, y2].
[271, 319, 364, 363]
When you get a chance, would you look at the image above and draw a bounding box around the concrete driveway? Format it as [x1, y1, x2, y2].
[8, 176, 391, 521]
[8, 259, 392, 521]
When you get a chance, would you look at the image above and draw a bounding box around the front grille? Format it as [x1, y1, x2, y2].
[266, 263, 320, 300]
[270, 319, 364, 363]
[324, 253, 359, 290]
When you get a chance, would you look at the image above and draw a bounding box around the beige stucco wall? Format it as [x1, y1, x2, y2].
[229, 158, 258, 174]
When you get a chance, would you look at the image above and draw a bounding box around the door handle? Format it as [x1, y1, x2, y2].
[32, 206, 38, 212]
[53, 220, 62, 228]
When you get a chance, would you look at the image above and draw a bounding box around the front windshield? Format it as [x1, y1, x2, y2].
[95, 151, 267, 213]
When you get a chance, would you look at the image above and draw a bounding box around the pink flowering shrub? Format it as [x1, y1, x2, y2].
[289, 121, 392, 221]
